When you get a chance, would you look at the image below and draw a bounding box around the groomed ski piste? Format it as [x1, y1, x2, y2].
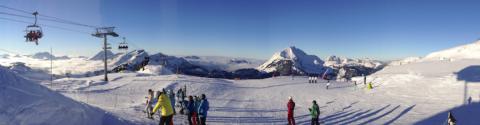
[2, 41, 480, 125]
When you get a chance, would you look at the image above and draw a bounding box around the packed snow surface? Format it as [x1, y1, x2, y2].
[39, 58, 480, 124]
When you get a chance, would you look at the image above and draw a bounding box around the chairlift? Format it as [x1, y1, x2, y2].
[24, 11, 43, 45]
[118, 37, 129, 50]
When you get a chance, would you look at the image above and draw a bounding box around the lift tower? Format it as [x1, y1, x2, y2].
[93, 27, 118, 81]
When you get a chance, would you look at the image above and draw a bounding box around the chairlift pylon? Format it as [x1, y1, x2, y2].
[24, 11, 43, 45]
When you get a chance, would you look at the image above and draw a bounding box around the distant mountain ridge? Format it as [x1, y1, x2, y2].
[31, 52, 70, 60]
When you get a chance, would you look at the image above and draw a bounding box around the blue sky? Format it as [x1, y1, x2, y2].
[1, 0, 480, 60]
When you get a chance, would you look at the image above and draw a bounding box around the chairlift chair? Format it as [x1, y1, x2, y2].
[118, 37, 129, 50]
[24, 11, 43, 45]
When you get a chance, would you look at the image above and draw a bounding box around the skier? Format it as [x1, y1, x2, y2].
[193, 96, 201, 125]
[308, 76, 312, 83]
[177, 89, 184, 114]
[151, 91, 174, 125]
[467, 96, 472, 104]
[145, 89, 154, 119]
[287, 96, 296, 125]
[309, 100, 320, 125]
[167, 90, 176, 114]
[185, 96, 195, 125]
[326, 82, 330, 90]
[363, 74, 366, 85]
[367, 82, 373, 90]
[447, 111, 456, 125]
[198, 94, 210, 125]
[314, 76, 318, 83]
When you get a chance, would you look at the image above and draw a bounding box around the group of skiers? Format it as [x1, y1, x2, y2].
[145, 87, 210, 125]
[25, 30, 42, 42]
[308, 76, 318, 83]
[287, 96, 320, 125]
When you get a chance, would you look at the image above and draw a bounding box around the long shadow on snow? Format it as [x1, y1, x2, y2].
[414, 102, 480, 125]
[336, 104, 392, 125]
[297, 104, 413, 125]
[384, 105, 415, 125]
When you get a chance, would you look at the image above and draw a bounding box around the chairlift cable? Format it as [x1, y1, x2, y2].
[0, 5, 99, 28]
[0, 17, 91, 34]
[0, 11, 98, 28]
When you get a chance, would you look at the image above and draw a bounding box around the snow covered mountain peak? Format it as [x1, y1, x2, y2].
[258, 46, 325, 75]
[277, 46, 307, 60]
[89, 50, 115, 60]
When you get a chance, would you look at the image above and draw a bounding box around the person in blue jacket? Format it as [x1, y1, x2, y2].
[185, 96, 195, 125]
[197, 94, 210, 125]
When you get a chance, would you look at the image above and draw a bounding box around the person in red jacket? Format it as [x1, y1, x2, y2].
[287, 96, 296, 125]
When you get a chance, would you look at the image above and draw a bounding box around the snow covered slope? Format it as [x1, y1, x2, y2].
[258, 46, 325, 75]
[45, 68, 480, 124]
[111, 50, 149, 66]
[389, 56, 423, 66]
[183, 56, 264, 72]
[89, 50, 116, 60]
[354, 59, 480, 124]
[6, 62, 51, 82]
[138, 65, 173, 75]
[424, 40, 480, 60]
[0, 66, 130, 125]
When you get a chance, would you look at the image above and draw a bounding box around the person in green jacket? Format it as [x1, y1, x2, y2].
[151, 91, 174, 125]
[367, 82, 373, 90]
[309, 100, 320, 125]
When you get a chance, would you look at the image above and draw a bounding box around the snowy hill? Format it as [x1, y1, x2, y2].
[182, 56, 264, 72]
[389, 40, 480, 65]
[424, 40, 480, 61]
[89, 50, 116, 60]
[0, 66, 130, 125]
[324, 55, 385, 79]
[137, 65, 173, 75]
[148, 53, 210, 76]
[258, 46, 325, 75]
[389, 56, 423, 66]
[30, 52, 70, 60]
[111, 50, 148, 66]
[6, 62, 51, 81]
[324, 55, 384, 69]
